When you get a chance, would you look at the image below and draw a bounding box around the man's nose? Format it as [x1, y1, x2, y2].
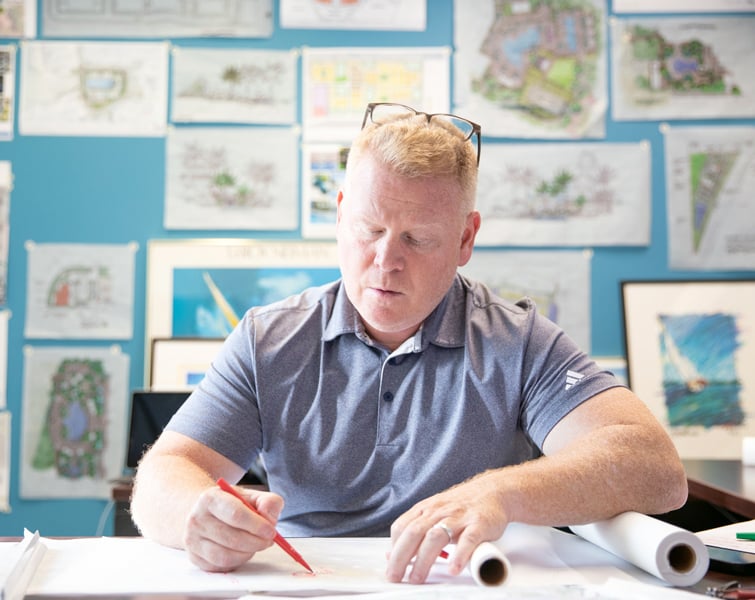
[373, 235, 404, 272]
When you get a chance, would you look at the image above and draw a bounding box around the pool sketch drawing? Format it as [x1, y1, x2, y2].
[659, 313, 742, 429]
[31, 358, 108, 480]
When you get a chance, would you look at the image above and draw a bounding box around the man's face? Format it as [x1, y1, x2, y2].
[336, 154, 480, 350]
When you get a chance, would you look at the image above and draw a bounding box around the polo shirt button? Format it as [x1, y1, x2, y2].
[383, 391, 394, 402]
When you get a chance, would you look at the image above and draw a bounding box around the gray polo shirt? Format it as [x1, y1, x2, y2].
[166, 274, 621, 536]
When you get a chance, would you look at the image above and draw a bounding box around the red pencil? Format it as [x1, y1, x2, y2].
[216, 477, 314, 573]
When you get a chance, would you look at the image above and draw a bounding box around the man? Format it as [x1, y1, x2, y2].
[131, 102, 687, 585]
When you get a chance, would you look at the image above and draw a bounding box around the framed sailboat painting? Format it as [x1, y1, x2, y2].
[621, 279, 755, 459]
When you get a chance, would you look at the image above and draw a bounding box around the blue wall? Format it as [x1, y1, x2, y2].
[0, 1, 753, 536]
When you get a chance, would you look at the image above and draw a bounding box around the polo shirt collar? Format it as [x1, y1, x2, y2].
[322, 275, 467, 349]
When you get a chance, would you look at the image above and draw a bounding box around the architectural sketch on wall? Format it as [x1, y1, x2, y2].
[280, 0, 426, 30]
[20, 345, 129, 499]
[0, 0, 36, 37]
[24, 242, 136, 339]
[301, 143, 349, 239]
[0, 46, 15, 141]
[454, 0, 607, 139]
[460, 250, 591, 352]
[164, 127, 299, 231]
[41, 0, 273, 38]
[611, 17, 755, 120]
[19, 41, 169, 137]
[171, 47, 297, 125]
[474, 142, 650, 246]
[301, 46, 450, 141]
[0, 161, 10, 304]
[665, 126, 755, 270]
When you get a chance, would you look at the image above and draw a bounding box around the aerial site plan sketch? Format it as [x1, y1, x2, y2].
[474, 142, 650, 246]
[19, 41, 168, 137]
[21, 345, 129, 498]
[611, 17, 755, 120]
[664, 126, 755, 270]
[42, 0, 272, 38]
[164, 126, 299, 231]
[171, 47, 297, 124]
[454, 0, 607, 139]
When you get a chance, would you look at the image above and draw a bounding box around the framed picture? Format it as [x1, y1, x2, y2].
[150, 337, 225, 391]
[621, 279, 755, 459]
[145, 239, 340, 385]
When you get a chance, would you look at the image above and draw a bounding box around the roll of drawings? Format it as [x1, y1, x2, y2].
[570, 511, 709, 587]
[468, 541, 511, 586]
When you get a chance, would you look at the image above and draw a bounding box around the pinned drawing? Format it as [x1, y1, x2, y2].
[19, 40, 168, 137]
[475, 142, 649, 246]
[21, 346, 129, 499]
[612, 17, 755, 120]
[171, 48, 296, 124]
[454, 0, 607, 138]
[24, 242, 136, 339]
[164, 127, 299, 231]
[664, 126, 755, 270]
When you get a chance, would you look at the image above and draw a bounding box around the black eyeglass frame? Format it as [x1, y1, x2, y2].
[361, 102, 482, 166]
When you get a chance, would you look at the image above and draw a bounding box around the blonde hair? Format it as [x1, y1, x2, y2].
[346, 112, 478, 213]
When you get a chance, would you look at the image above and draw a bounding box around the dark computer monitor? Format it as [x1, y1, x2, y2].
[126, 390, 191, 470]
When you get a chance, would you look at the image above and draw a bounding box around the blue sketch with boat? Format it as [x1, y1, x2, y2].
[659, 312, 742, 428]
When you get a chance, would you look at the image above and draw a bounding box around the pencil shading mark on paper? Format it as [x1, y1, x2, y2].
[659, 313, 743, 429]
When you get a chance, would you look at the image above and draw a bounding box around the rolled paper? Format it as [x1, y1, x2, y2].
[468, 541, 510, 586]
[570, 511, 709, 587]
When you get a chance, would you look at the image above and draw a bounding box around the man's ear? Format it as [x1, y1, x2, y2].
[336, 190, 344, 224]
[458, 211, 481, 267]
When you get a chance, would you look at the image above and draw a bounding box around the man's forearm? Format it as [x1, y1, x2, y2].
[489, 424, 687, 527]
[130, 453, 216, 548]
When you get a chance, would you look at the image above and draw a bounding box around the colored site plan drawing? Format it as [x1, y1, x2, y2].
[454, 0, 607, 139]
[21, 346, 129, 499]
[171, 48, 296, 124]
[42, 0, 272, 38]
[475, 142, 650, 246]
[24, 243, 135, 339]
[460, 250, 590, 352]
[301, 47, 450, 141]
[164, 127, 299, 231]
[612, 17, 755, 120]
[665, 126, 755, 270]
[19, 41, 168, 137]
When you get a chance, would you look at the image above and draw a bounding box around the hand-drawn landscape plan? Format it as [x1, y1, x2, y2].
[164, 126, 299, 231]
[454, 0, 607, 139]
[21, 345, 129, 499]
[611, 17, 755, 120]
[474, 142, 650, 246]
[171, 47, 297, 124]
[664, 126, 755, 270]
[41, 0, 272, 38]
[24, 243, 136, 339]
[19, 41, 168, 137]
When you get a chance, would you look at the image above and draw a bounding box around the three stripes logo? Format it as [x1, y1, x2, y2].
[565, 370, 584, 390]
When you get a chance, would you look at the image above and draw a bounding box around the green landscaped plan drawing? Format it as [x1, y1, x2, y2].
[664, 126, 755, 270]
[689, 150, 738, 252]
[454, 0, 607, 138]
[612, 17, 755, 120]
